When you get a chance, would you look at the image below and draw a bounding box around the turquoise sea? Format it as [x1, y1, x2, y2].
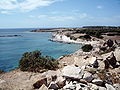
[0, 28, 81, 72]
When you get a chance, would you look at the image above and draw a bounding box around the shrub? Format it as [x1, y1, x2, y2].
[19, 50, 59, 72]
[81, 44, 93, 52]
[79, 34, 91, 40]
[0, 69, 4, 74]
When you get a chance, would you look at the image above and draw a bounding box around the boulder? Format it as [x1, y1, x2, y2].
[113, 83, 120, 90]
[105, 83, 115, 90]
[92, 60, 99, 68]
[62, 65, 85, 79]
[98, 61, 105, 69]
[33, 78, 47, 89]
[107, 39, 114, 47]
[83, 71, 93, 83]
[56, 78, 66, 89]
[99, 87, 107, 90]
[114, 48, 120, 62]
[92, 79, 105, 87]
[104, 53, 117, 69]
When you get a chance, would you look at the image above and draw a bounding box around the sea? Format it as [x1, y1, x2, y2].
[0, 28, 81, 72]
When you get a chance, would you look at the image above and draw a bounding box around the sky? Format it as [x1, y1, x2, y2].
[0, 0, 120, 28]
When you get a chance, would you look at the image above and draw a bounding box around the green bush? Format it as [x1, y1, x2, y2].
[0, 69, 4, 74]
[19, 50, 59, 72]
[81, 44, 93, 52]
[79, 34, 91, 40]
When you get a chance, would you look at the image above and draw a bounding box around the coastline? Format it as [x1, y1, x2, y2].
[0, 29, 120, 90]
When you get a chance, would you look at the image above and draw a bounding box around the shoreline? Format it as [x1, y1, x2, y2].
[0, 30, 120, 90]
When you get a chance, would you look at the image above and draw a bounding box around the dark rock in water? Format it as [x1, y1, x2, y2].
[104, 53, 117, 69]
[33, 78, 47, 89]
[0, 35, 22, 37]
[107, 39, 114, 47]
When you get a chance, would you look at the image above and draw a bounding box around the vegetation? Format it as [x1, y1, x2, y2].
[0, 69, 4, 74]
[19, 50, 59, 72]
[81, 44, 93, 52]
[70, 36, 77, 40]
[79, 34, 91, 40]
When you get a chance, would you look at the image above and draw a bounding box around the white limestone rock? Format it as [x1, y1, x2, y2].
[114, 48, 120, 62]
[105, 83, 115, 90]
[62, 65, 85, 79]
[113, 83, 120, 90]
[83, 71, 93, 82]
[92, 79, 104, 86]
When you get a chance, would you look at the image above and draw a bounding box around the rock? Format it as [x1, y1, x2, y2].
[0, 79, 6, 84]
[56, 77, 66, 89]
[62, 65, 84, 79]
[85, 67, 96, 74]
[89, 83, 99, 90]
[114, 48, 120, 62]
[98, 61, 105, 69]
[113, 83, 120, 90]
[83, 72, 93, 83]
[79, 79, 88, 85]
[76, 84, 82, 90]
[63, 81, 76, 90]
[104, 53, 117, 69]
[39, 84, 48, 90]
[92, 60, 99, 68]
[107, 39, 114, 47]
[105, 83, 115, 90]
[92, 79, 105, 87]
[99, 87, 107, 90]
[48, 81, 59, 89]
[107, 53, 117, 68]
[33, 78, 47, 89]
[51, 75, 57, 81]
[89, 57, 97, 65]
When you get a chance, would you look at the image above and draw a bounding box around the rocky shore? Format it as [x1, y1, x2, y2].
[0, 31, 120, 90]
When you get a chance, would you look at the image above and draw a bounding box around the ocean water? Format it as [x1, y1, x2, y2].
[0, 28, 81, 72]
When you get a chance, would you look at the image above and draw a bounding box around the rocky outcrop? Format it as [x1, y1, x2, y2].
[62, 65, 85, 79]
[104, 53, 117, 69]
[33, 78, 47, 89]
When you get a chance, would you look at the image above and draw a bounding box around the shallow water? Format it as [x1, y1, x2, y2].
[0, 28, 81, 71]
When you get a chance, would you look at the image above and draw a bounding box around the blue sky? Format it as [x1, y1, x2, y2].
[0, 0, 120, 28]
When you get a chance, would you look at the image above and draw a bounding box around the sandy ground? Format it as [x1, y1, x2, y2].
[103, 35, 120, 42]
